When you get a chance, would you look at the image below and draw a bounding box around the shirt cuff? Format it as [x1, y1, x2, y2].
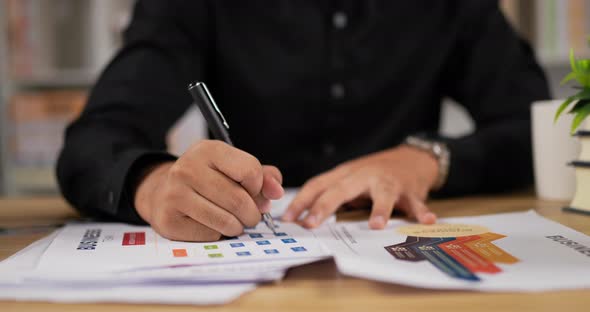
[417, 133, 485, 197]
[101, 148, 177, 224]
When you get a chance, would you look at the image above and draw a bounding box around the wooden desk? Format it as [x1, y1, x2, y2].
[1, 195, 589, 311]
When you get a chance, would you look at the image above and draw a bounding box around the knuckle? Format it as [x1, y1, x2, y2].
[199, 139, 219, 149]
[226, 191, 257, 215]
[159, 211, 179, 231]
[217, 216, 243, 237]
[154, 218, 178, 241]
[194, 140, 225, 158]
[191, 225, 222, 242]
[378, 178, 397, 194]
[333, 163, 351, 174]
[242, 158, 263, 179]
[168, 163, 190, 181]
[334, 180, 352, 194]
[229, 192, 250, 211]
[191, 139, 212, 154]
[227, 194, 259, 227]
[304, 176, 324, 191]
[202, 230, 222, 242]
[314, 197, 333, 215]
[161, 187, 183, 205]
[381, 175, 400, 190]
[242, 213, 261, 228]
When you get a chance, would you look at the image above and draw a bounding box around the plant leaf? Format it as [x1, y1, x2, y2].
[560, 71, 578, 85]
[556, 89, 590, 122]
[570, 49, 578, 74]
[570, 102, 590, 133]
[576, 88, 590, 100]
[555, 97, 577, 123]
[570, 98, 590, 113]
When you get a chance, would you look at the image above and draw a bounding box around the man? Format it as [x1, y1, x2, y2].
[57, 1, 550, 242]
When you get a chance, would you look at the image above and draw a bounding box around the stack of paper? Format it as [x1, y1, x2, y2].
[0, 189, 332, 305]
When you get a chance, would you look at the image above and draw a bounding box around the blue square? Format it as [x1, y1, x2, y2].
[249, 233, 263, 238]
[256, 240, 270, 245]
[230, 242, 245, 248]
[291, 246, 307, 252]
[281, 238, 296, 244]
[274, 232, 287, 236]
[264, 249, 279, 254]
[236, 251, 251, 256]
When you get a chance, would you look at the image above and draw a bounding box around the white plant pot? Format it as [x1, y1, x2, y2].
[532, 100, 581, 200]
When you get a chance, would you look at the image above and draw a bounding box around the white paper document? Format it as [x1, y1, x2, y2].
[0, 231, 256, 305]
[37, 220, 330, 275]
[314, 210, 590, 292]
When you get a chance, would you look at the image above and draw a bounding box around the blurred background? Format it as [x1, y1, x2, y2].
[0, 0, 589, 196]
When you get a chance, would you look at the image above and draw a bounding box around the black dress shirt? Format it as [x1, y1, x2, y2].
[57, 0, 550, 223]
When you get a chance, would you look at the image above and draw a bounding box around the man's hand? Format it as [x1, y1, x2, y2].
[283, 145, 439, 229]
[134, 140, 284, 242]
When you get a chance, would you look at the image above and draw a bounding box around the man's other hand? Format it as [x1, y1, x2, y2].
[283, 146, 438, 229]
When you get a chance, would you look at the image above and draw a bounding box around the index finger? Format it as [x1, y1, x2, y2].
[283, 169, 342, 222]
[198, 140, 264, 197]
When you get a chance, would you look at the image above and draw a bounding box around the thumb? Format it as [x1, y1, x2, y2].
[261, 165, 284, 200]
[254, 165, 284, 213]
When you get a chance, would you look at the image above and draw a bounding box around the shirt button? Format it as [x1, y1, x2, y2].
[322, 143, 335, 156]
[108, 191, 114, 205]
[331, 83, 345, 99]
[333, 12, 347, 29]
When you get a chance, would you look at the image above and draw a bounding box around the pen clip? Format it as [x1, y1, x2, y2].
[199, 82, 230, 130]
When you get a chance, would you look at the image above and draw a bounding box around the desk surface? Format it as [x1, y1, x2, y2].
[1, 195, 589, 311]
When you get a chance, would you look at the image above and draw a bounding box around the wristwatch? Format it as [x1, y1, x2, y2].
[404, 136, 450, 191]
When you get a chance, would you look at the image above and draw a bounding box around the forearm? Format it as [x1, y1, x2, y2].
[56, 118, 177, 223]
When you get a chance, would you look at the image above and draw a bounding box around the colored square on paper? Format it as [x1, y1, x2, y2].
[264, 249, 279, 254]
[122, 232, 146, 246]
[256, 240, 271, 245]
[208, 253, 224, 258]
[236, 251, 251, 256]
[230, 242, 245, 248]
[274, 232, 287, 236]
[281, 238, 296, 244]
[204, 245, 218, 250]
[249, 233, 263, 238]
[173, 249, 188, 257]
[291, 247, 307, 252]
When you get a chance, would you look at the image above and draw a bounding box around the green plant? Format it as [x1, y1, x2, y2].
[554, 47, 590, 133]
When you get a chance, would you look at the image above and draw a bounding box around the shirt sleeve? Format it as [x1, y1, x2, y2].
[56, 0, 208, 223]
[432, 1, 551, 196]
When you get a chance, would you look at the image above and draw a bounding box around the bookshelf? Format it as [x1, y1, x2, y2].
[0, 0, 133, 195]
[0, 1, 589, 196]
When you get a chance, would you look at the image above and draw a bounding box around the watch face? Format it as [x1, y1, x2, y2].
[432, 144, 442, 156]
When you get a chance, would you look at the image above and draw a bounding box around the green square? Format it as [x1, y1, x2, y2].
[208, 253, 224, 258]
[204, 245, 218, 250]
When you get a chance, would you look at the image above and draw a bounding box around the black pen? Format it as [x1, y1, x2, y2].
[188, 81, 278, 234]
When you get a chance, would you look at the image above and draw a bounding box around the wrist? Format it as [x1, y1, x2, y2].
[403, 136, 450, 191]
[134, 162, 174, 224]
[397, 145, 440, 190]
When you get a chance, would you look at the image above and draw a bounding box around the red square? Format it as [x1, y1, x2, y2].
[122, 232, 145, 246]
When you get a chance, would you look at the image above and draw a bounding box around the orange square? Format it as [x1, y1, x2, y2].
[173, 249, 188, 257]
